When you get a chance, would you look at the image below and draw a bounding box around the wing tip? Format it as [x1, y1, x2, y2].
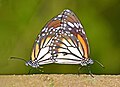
[63, 9, 72, 13]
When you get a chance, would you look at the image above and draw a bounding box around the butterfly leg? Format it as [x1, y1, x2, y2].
[87, 66, 94, 78]
[28, 68, 33, 74]
[28, 67, 44, 74]
[38, 67, 44, 72]
[77, 66, 83, 75]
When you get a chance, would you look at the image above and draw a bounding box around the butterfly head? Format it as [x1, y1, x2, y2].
[81, 58, 94, 66]
[26, 60, 39, 68]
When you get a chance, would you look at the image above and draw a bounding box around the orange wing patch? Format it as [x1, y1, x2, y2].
[48, 20, 61, 28]
[69, 14, 78, 22]
[35, 43, 39, 58]
[40, 38, 44, 48]
[31, 48, 35, 61]
[31, 43, 40, 61]
[64, 13, 78, 23]
[77, 34, 88, 58]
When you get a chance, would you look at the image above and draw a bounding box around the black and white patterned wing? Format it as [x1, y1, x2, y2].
[30, 15, 62, 65]
[49, 9, 90, 65]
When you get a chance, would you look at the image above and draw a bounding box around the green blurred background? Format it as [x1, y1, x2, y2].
[0, 0, 120, 75]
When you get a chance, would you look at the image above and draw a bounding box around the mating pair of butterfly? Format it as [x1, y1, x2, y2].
[11, 9, 103, 77]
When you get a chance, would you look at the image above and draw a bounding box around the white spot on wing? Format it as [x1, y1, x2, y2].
[78, 23, 83, 28]
[71, 34, 73, 36]
[42, 33, 45, 36]
[68, 22, 74, 28]
[82, 29, 85, 34]
[74, 23, 79, 28]
[65, 9, 71, 13]
[42, 28, 46, 32]
[58, 15, 62, 17]
[53, 29, 55, 31]
[68, 28, 72, 30]
[63, 23, 67, 27]
[49, 27, 53, 31]
[50, 32, 52, 34]
[54, 18, 57, 20]
[55, 27, 61, 30]
[36, 40, 39, 43]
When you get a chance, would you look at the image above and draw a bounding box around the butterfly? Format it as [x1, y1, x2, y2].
[10, 10, 64, 68]
[50, 9, 93, 65]
[11, 9, 104, 76]
[11, 10, 79, 68]
[48, 9, 104, 77]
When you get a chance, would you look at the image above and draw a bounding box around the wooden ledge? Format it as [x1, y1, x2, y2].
[0, 74, 120, 87]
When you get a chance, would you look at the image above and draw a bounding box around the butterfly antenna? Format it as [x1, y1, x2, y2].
[10, 57, 27, 63]
[94, 60, 104, 68]
[87, 66, 94, 78]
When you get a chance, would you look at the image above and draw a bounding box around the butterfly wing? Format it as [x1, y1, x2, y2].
[61, 9, 90, 58]
[31, 15, 62, 65]
[50, 9, 90, 64]
[50, 30, 84, 64]
[30, 9, 91, 66]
